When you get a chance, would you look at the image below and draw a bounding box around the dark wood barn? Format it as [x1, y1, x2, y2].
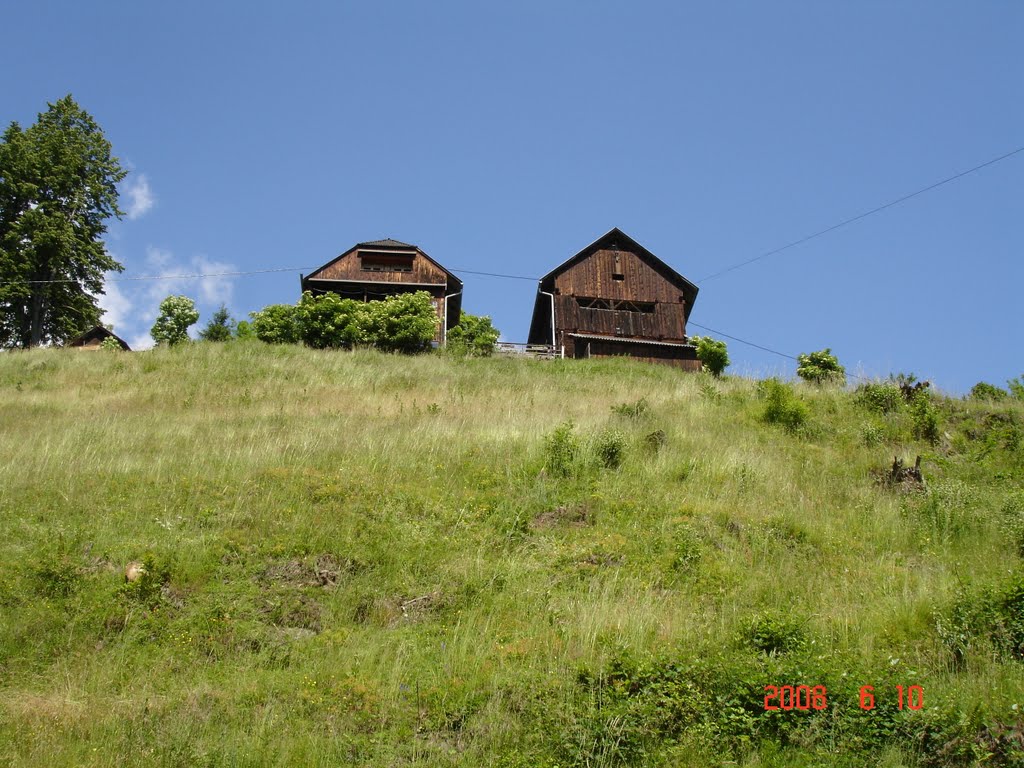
[68, 326, 131, 351]
[300, 239, 463, 344]
[527, 228, 701, 369]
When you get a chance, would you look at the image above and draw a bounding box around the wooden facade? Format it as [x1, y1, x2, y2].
[528, 228, 701, 369]
[300, 239, 463, 343]
[68, 326, 131, 351]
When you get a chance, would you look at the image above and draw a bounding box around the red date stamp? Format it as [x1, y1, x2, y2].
[764, 684, 924, 711]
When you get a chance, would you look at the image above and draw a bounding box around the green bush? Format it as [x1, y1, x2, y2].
[234, 319, 255, 340]
[119, 554, 171, 609]
[970, 382, 1008, 401]
[910, 390, 941, 444]
[295, 291, 366, 349]
[99, 335, 123, 351]
[796, 348, 846, 385]
[33, 555, 82, 598]
[856, 382, 904, 414]
[594, 428, 626, 469]
[692, 336, 730, 376]
[151, 295, 199, 347]
[1008, 376, 1024, 400]
[758, 378, 808, 432]
[249, 304, 300, 344]
[1001, 492, 1024, 556]
[610, 397, 650, 419]
[362, 291, 438, 353]
[936, 569, 1024, 665]
[199, 304, 235, 342]
[739, 612, 808, 655]
[544, 422, 581, 478]
[446, 312, 500, 356]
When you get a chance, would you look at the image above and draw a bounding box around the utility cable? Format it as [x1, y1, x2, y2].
[695, 144, 1024, 283]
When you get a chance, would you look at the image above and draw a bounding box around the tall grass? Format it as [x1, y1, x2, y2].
[0, 342, 1022, 766]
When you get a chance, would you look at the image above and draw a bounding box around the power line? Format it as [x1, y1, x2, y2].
[4, 265, 540, 286]
[695, 144, 1024, 283]
[688, 319, 872, 382]
[448, 267, 538, 281]
[1, 266, 313, 286]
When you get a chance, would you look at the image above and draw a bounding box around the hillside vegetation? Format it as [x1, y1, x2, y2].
[1, 343, 1022, 767]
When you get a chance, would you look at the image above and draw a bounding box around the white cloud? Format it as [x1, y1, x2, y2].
[125, 174, 155, 220]
[146, 246, 173, 269]
[128, 332, 155, 351]
[98, 274, 133, 333]
[98, 246, 238, 349]
[192, 256, 235, 306]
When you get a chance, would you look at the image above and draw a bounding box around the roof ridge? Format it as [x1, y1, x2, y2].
[358, 238, 416, 248]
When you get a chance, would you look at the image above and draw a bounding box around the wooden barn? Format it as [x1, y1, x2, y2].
[68, 326, 131, 351]
[527, 228, 701, 369]
[300, 239, 463, 344]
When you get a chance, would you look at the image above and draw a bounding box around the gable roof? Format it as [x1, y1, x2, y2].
[358, 238, 416, 249]
[68, 326, 131, 350]
[539, 227, 698, 319]
[305, 239, 463, 289]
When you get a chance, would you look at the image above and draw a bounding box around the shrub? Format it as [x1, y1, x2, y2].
[692, 336, 729, 376]
[1000, 492, 1024, 557]
[1009, 376, 1024, 400]
[594, 429, 626, 469]
[856, 382, 903, 414]
[199, 304, 234, 342]
[544, 422, 581, 478]
[610, 397, 650, 419]
[446, 312, 499, 356]
[910, 389, 941, 444]
[119, 553, 170, 609]
[234, 319, 256, 340]
[757, 378, 808, 432]
[33, 554, 82, 598]
[250, 304, 300, 344]
[739, 612, 808, 655]
[295, 291, 366, 349]
[796, 348, 846, 385]
[936, 570, 1024, 664]
[151, 295, 199, 346]
[99, 335, 123, 351]
[362, 291, 438, 353]
[970, 382, 1008, 401]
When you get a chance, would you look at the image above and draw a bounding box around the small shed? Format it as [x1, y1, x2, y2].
[527, 228, 701, 369]
[300, 239, 463, 344]
[68, 326, 131, 351]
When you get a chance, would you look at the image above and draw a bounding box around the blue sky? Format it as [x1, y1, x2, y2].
[3, 1, 1021, 393]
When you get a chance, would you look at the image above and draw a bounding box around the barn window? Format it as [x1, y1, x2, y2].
[617, 300, 655, 313]
[576, 297, 654, 313]
[359, 252, 414, 273]
[612, 273, 625, 281]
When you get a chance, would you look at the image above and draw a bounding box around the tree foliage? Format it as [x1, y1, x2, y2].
[692, 335, 730, 376]
[446, 312, 500, 356]
[796, 348, 846, 385]
[249, 304, 300, 344]
[362, 291, 438, 353]
[198, 304, 234, 342]
[151, 295, 199, 347]
[295, 291, 367, 349]
[970, 382, 1008, 401]
[0, 95, 127, 347]
[286, 290, 438, 352]
[1008, 376, 1024, 401]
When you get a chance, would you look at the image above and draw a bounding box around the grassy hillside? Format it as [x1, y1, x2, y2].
[1, 343, 1022, 767]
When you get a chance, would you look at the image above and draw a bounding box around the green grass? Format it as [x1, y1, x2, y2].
[1, 342, 1022, 766]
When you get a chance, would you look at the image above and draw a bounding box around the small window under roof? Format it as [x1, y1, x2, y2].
[359, 251, 414, 273]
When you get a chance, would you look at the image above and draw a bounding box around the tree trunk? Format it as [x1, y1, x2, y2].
[28, 270, 48, 347]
